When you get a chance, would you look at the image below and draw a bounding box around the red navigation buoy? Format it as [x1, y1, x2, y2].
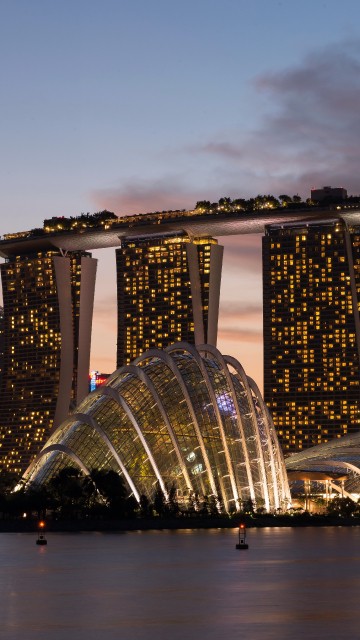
[36, 520, 47, 546]
[236, 522, 248, 550]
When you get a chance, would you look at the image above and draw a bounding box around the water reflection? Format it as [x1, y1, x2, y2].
[1, 527, 359, 640]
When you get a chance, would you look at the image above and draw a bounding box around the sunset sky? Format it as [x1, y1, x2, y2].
[1, 0, 360, 390]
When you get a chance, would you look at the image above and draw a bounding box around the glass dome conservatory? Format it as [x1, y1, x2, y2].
[23, 343, 291, 512]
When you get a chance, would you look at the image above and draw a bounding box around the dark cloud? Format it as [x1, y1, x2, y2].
[91, 41, 360, 216]
[202, 142, 245, 160]
[197, 40, 360, 198]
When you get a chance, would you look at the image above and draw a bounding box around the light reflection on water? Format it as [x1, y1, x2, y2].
[1, 527, 360, 640]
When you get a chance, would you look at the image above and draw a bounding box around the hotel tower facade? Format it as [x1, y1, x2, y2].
[0, 227, 224, 474]
[0, 249, 97, 473]
[116, 234, 223, 367]
[263, 218, 360, 453]
[5, 200, 359, 472]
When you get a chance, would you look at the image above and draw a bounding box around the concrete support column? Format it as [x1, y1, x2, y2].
[76, 257, 97, 405]
[207, 244, 223, 346]
[53, 256, 74, 429]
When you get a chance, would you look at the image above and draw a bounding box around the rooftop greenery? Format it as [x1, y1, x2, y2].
[3, 192, 360, 242]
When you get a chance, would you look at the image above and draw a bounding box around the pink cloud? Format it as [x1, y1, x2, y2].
[217, 327, 262, 343]
[220, 235, 262, 273]
[219, 302, 262, 321]
[92, 177, 217, 215]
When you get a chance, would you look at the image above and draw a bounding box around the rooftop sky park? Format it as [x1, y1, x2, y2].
[2, 192, 360, 256]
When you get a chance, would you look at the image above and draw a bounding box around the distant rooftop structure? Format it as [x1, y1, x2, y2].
[89, 371, 110, 392]
[311, 186, 347, 203]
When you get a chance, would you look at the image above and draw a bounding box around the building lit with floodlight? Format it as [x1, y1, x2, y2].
[2, 202, 360, 471]
[263, 218, 360, 453]
[286, 431, 360, 503]
[116, 234, 223, 366]
[0, 306, 4, 385]
[0, 250, 97, 473]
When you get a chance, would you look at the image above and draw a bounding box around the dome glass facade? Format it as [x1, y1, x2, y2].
[23, 343, 291, 512]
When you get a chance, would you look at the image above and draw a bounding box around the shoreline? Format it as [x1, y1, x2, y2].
[1, 513, 360, 533]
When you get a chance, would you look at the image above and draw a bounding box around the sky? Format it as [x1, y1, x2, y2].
[1, 0, 360, 390]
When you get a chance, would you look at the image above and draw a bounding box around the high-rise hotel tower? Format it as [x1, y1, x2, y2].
[0, 248, 97, 473]
[116, 234, 223, 367]
[0, 228, 223, 473]
[263, 218, 360, 453]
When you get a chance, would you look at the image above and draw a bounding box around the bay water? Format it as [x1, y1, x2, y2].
[1, 527, 359, 640]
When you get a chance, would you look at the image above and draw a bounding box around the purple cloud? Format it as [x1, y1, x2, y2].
[197, 40, 360, 198]
[91, 40, 360, 217]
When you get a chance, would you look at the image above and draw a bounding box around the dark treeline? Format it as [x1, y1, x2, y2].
[195, 192, 360, 212]
[195, 193, 308, 211]
[0, 468, 236, 522]
[1, 469, 360, 525]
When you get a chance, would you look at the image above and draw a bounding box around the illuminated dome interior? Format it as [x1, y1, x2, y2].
[23, 343, 291, 512]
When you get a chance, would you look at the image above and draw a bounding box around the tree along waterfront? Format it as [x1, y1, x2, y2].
[1, 468, 360, 530]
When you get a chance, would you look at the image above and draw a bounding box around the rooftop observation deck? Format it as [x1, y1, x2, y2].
[1, 203, 360, 258]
